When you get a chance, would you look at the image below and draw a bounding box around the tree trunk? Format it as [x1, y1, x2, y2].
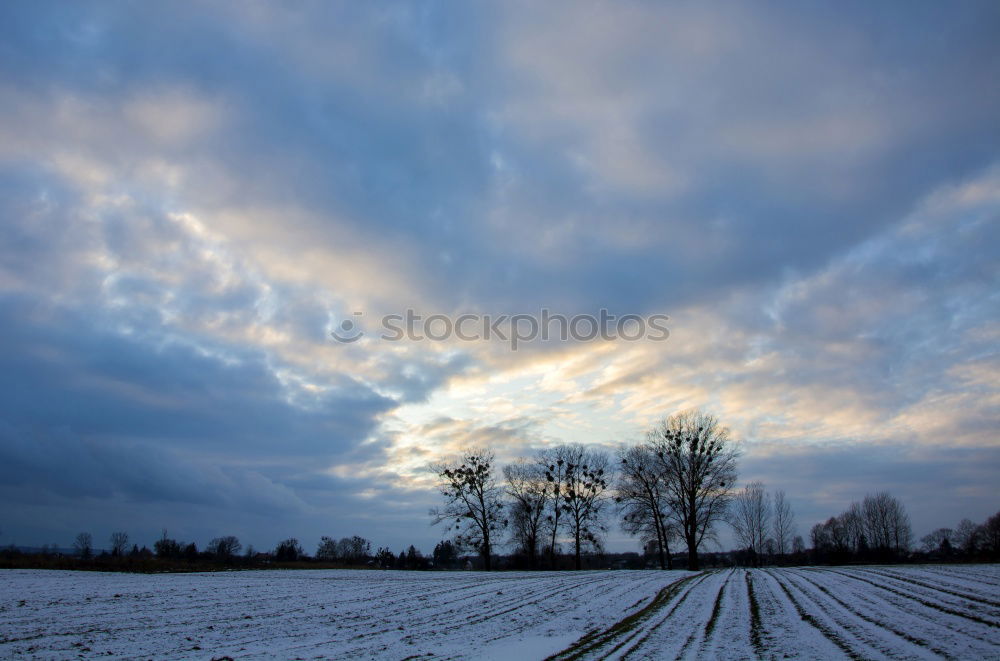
[574, 530, 582, 570]
[686, 494, 699, 570]
[686, 533, 699, 571]
[652, 511, 665, 570]
[549, 521, 558, 569]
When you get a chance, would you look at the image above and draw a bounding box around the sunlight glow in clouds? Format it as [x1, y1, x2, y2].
[0, 1, 997, 553]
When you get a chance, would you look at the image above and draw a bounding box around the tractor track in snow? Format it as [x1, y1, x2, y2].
[824, 568, 1000, 629]
[783, 569, 950, 659]
[3, 565, 999, 659]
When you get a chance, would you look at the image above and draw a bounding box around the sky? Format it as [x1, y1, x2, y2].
[0, 1, 998, 555]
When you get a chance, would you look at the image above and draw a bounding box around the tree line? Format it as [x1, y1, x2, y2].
[431, 410, 742, 571]
[808, 496, 1000, 565]
[914, 512, 999, 561]
[431, 409, 999, 570]
[0, 530, 410, 572]
[3, 409, 996, 572]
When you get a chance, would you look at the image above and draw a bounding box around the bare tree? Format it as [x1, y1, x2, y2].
[430, 449, 506, 570]
[810, 521, 831, 557]
[109, 531, 129, 557]
[861, 492, 911, 555]
[315, 536, 369, 563]
[826, 516, 850, 554]
[792, 535, 805, 554]
[73, 532, 93, 559]
[336, 536, 371, 564]
[920, 528, 954, 553]
[953, 518, 984, 555]
[539, 445, 574, 568]
[616, 443, 676, 569]
[772, 490, 796, 556]
[888, 499, 912, 553]
[503, 458, 549, 568]
[549, 444, 609, 570]
[316, 536, 338, 561]
[728, 481, 771, 566]
[650, 410, 738, 571]
[861, 492, 891, 550]
[207, 535, 242, 560]
[840, 502, 866, 554]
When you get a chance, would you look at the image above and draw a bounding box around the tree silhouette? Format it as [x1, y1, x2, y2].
[539, 445, 574, 568]
[73, 532, 93, 559]
[109, 531, 129, 557]
[649, 410, 738, 571]
[616, 443, 675, 569]
[548, 444, 609, 570]
[430, 449, 506, 570]
[503, 458, 549, 568]
[207, 536, 242, 560]
[274, 538, 304, 561]
[772, 490, 796, 557]
[729, 481, 771, 566]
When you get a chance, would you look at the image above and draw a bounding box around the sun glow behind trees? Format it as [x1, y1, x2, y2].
[432, 410, 741, 569]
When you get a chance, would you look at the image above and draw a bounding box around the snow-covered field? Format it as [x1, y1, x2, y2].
[0, 565, 997, 659]
[550, 565, 1000, 660]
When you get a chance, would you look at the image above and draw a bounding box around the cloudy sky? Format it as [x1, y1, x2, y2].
[1, 1, 997, 554]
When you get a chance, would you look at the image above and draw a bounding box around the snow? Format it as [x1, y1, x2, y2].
[548, 565, 1000, 660]
[1, 565, 998, 659]
[0, 568, 690, 659]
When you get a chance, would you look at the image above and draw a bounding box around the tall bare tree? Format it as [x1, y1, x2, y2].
[840, 501, 866, 553]
[861, 491, 911, 555]
[503, 458, 549, 568]
[549, 444, 610, 570]
[539, 445, 574, 568]
[430, 449, 506, 570]
[650, 410, 738, 571]
[772, 490, 796, 556]
[616, 443, 675, 569]
[729, 481, 771, 566]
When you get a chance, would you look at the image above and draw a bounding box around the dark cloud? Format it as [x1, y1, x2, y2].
[0, 295, 393, 452]
[0, 1, 996, 552]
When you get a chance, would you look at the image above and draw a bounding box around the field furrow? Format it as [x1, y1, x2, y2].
[2, 565, 998, 659]
[782, 570, 940, 659]
[860, 567, 1000, 609]
[824, 569, 1000, 629]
